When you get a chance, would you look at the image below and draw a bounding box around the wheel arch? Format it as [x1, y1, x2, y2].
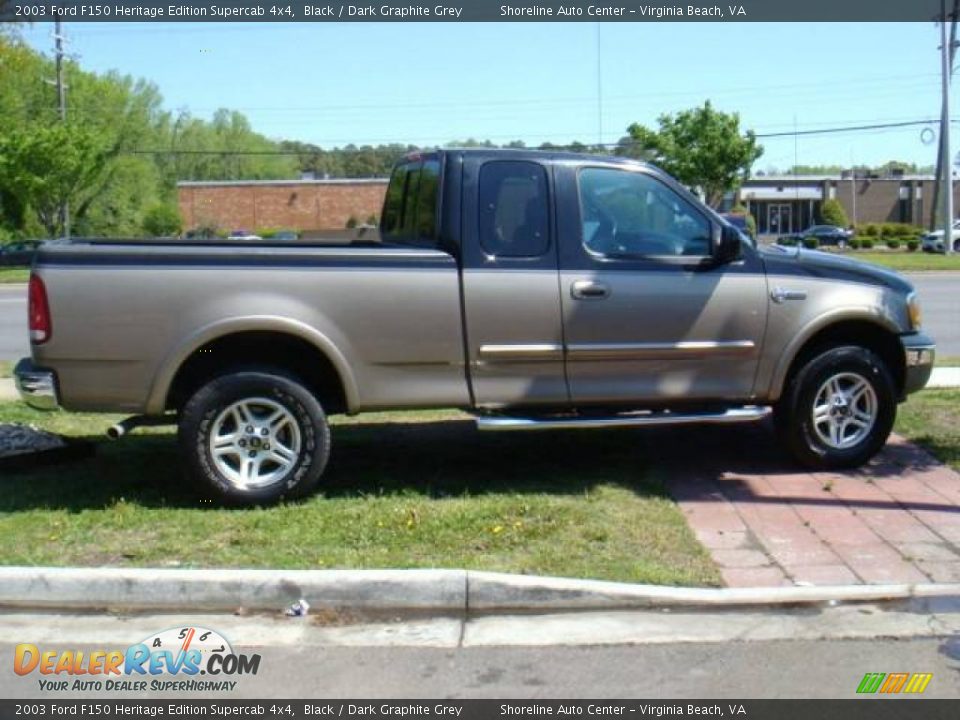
[146, 317, 359, 415]
[768, 313, 905, 403]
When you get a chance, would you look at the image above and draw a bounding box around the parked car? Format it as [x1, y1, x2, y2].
[921, 219, 960, 253]
[15, 149, 934, 505]
[799, 225, 853, 246]
[272, 230, 300, 242]
[227, 230, 263, 241]
[0, 240, 42, 266]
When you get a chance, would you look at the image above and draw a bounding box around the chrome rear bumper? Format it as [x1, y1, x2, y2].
[13, 358, 60, 410]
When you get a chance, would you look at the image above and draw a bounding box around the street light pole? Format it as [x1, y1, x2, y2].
[53, 20, 69, 240]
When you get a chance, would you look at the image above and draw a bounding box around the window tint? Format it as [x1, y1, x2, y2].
[478, 161, 549, 258]
[578, 168, 711, 258]
[381, 158, 440, 246]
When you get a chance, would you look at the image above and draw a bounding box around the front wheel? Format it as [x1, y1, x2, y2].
[178, 370, 330, 505]
[775, 346, 896, 470]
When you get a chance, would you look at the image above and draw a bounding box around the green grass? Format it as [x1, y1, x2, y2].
[0, 267, 29, 284]
[0, 403, 719, 585]
[838, 252, 960, 272]
[896, 389, 960, 472]
[0, 362, 10, 379]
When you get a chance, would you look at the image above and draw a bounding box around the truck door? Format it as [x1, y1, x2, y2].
[555, 163, 768, 405]
[460, 157, 568, 408]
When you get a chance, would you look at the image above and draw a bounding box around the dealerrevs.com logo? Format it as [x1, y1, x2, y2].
[14, 626, 261, 693]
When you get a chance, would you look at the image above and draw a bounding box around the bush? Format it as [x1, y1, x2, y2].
[820, 198, 849, 228]
[256, 227, 279, 239]
[142, 204, 182, 237]
[847, 238, 861, 250]
[886, 238, 901, 250]
[345, 216, 358, 229]
[365, 214, 379, 227]
[777, 236, 798, 246]
[802, 236, 819, 249]
[860, 238, 875, 249]
[907, 239, 919, 252]
[862, 224, 880, 237]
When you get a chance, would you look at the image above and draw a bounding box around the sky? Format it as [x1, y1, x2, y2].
[21, 21, 953, 172]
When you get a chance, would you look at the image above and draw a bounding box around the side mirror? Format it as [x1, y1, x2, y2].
[715, 224, 742, 264]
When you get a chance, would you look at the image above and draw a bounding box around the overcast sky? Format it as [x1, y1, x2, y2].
[22, 21, 949, 171]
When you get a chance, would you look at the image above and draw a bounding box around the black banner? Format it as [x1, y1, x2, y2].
[0, 0, 951, 23]
[0, 700, 957, 720]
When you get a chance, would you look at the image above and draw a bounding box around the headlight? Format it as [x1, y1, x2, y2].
[907, 291, 923, 330]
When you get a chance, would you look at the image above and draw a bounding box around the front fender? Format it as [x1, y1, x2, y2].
[764, 307, 902, 402]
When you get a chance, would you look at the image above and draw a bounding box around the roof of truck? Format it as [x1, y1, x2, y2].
[420, 147, 656, 169]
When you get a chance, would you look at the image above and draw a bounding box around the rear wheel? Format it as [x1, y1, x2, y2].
[178, 370, 330, 505]
[775, 346, 896, 470]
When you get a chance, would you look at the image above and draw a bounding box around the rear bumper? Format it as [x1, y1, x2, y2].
[13, 358, 60, 410]
[900, 333, 935, 397]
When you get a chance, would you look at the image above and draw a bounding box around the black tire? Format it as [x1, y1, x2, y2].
[178, 369, 330, 505]
[774, 346, 896, 470]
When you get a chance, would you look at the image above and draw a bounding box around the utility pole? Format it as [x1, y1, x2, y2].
[596, 23, 603, 148]
[942, 1, 954, 254]
[931, 0, 958, 232]
[54, 20, 69, 239]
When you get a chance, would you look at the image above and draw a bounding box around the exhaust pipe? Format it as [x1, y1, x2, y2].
[107, 415, 176, 440]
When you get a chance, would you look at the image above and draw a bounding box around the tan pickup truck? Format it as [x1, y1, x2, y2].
[16, 149, 935, 504]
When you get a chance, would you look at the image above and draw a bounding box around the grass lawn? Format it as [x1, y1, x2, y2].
[896, 389, 960, 472]
[0, 361, 10, 379]
[0, 403, 719, 585]
[0, 267, 29, 284]
[834, 252, 960, 272]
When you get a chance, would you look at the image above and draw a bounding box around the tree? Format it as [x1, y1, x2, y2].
[623, 101, 763, 207]
[0, 123, 114, 237]
[143, 203, 182, 236]
[820, 198, 849, 228]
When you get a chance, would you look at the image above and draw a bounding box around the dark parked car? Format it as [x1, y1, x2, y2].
[0, 240, 42, 266]
[799, 225, 853, 246]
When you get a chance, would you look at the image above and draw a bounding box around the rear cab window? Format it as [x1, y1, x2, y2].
[381, 156, 441, 248]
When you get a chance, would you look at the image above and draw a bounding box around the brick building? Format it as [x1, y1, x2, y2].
[734, 173, 960, 238]
[177, 178, 389, 233]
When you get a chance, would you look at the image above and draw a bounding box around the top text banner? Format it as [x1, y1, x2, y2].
[0, 0, 950, 22]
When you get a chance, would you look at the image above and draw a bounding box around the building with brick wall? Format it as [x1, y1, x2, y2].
[177, 178, 389, 234]
[733, 174, 960, 238]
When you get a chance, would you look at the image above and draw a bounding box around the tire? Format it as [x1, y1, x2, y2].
[774, 346, 896, 470]
[178, 369, 330, 505]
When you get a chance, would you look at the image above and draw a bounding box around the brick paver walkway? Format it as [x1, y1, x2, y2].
[663, 425, 960, 587]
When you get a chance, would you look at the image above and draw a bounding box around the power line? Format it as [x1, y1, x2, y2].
[121, 117, 949, 156]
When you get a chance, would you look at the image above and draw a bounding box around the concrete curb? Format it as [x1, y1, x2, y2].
[0, 378, 16, 401]
[0, 567, 467, 612]
[1, 566, 959, 613]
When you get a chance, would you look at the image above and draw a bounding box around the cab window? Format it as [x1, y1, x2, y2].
[578, 167, 711, 258]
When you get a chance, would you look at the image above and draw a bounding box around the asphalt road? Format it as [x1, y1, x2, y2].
[0, 272, 957, 362]
[2, 637, 959, 699]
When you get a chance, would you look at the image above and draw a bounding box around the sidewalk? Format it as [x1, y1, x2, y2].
[670, 432, 960, 587]
[0, 378, 15, 401]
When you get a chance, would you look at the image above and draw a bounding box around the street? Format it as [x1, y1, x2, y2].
[1, 604, 959, 698]
[1, 272, 956, 362]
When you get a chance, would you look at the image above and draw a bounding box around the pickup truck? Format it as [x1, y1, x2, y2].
[15, 149, 935, 504]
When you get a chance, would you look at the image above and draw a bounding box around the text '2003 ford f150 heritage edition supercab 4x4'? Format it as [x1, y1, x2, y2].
[15, 149, 935, 504]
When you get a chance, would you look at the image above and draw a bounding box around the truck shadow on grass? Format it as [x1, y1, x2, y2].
[0, 418, 951, 512]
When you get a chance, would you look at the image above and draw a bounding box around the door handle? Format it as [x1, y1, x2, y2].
[571, 280, 611, 300]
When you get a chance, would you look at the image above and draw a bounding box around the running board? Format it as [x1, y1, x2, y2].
[474, 406, 771, 431]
